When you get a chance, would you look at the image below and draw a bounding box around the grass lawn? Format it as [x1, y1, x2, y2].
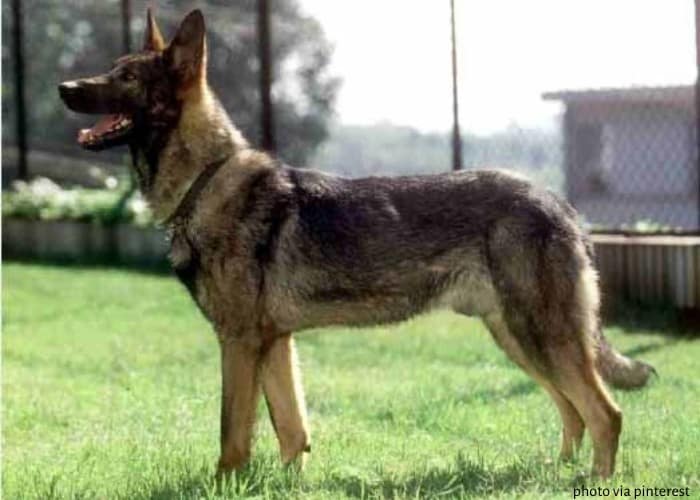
[2, 262, 699, 499]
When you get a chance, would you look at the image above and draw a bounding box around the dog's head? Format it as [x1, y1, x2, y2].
[58, 9, 206, 152]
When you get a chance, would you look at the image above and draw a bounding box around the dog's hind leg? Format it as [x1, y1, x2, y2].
[481, 311, 585, 463]
[261, 334, 310, 469]
[479, 221, 623, 477]
[544, 386, 585, 462]
[483, 310, 620, 476]
[217, 338, 261, 477]
[546, 342, 622, 478]
[545, 262, 622, 478]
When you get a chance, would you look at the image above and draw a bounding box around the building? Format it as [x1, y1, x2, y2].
[543, 85, 698, 230]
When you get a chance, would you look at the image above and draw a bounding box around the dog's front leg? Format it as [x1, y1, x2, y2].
[217, 337, 261, 477]
[261, 334, 310, 470]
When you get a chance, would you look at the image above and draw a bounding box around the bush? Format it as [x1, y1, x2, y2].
[2, 177, 154, 227]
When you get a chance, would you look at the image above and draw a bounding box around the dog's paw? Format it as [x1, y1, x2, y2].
[283, 443, 310, 473]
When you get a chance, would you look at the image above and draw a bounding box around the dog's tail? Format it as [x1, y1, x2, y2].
[594, 328, 656, 390]
[579, 234, 656, 390]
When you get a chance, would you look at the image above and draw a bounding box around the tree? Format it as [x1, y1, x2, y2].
[1, 0, 339, 166]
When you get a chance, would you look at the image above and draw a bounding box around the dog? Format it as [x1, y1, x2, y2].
[59, 9, 655, 479]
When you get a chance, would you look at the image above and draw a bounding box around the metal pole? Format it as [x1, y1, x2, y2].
[11, 0, 28, 180]
[257, 0, 276, 153]
[121, 0, 132, 53]
[695, 0, 700, 228]
[450, 0, 463, 171]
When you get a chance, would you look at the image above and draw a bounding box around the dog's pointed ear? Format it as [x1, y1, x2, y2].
[165, 9, 207, 85]
[143, 8, 166, 52]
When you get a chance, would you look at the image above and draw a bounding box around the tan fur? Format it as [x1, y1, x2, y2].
[261, 335, 310, 468]
[148, 87, 249, 221]
[59, 9, 655, 481]
[544, 386, 585, 461]
[151, 44, 627, 479]
[144, 8, 166, 52]
[217, 338, 261, 475]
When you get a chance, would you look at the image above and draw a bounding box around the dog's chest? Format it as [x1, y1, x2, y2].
[167, 224, 263, 334]
[168, 228, 224, 326]
[169, 227, 203, 303]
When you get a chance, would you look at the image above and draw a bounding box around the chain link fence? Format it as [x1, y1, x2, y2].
[2, 1, 699, 232]
[1, 0, 337, 187]
[543, 86, 699, 232]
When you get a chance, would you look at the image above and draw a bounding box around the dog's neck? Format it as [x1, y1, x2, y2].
[144, 85, 249, 222]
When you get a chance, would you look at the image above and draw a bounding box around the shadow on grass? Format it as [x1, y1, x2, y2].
[605, 301, 700, 337]
[140, 477, 210, 500]
[327, 454, 564, 498]
[129, 453, 565, 499]
[132, 456, 304, 500]
[622, 339, 679, 358]
[462, 379, 537, 404]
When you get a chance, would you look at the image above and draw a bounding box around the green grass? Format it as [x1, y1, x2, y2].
[2, 262, 699, 499]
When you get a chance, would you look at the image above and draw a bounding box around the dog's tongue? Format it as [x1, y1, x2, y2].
[77, 114, 123, 145]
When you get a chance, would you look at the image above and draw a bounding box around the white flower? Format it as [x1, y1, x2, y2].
[105, 177, 119, 190]
[28, 177, 62, 198]
[128, 196, 148, 215]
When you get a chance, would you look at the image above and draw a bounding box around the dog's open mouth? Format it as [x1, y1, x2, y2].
[77, 113, 134, 150]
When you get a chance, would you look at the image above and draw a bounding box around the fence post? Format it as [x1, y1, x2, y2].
[11, 0, 27, 181]
[257, 0, 276, 153]
[121, 0, 132, 53]
[450, 0, 463, 171]
[696, 0, 700, 228]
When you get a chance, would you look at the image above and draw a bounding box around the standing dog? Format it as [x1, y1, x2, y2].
[59, 9, 654, 478]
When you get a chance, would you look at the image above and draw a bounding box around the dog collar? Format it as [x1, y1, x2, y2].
[164, 155, 229, 227]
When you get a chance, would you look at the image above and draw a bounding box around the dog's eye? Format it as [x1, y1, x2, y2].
[121, 72, 136, 82]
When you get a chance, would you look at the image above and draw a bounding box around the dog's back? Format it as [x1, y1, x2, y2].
[252, 168, 577, 325]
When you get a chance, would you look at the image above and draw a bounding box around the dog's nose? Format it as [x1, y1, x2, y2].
[58, 80, 81, 98]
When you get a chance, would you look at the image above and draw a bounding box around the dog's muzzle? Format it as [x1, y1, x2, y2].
[58, 76, 116, 115]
